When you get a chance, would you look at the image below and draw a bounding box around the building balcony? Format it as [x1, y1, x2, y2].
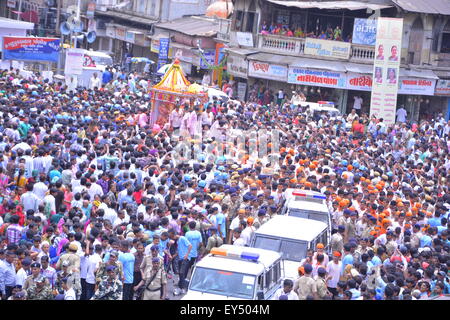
[256, 33, 376, 64]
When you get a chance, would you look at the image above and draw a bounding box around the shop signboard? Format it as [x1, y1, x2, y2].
[237, 82, 247, 100]
[434, 79, 450, 96]
[115, 28, 126, 41]
[369, 17, 403, 125]
[287, 67, 346, 89]
[236, 32, 254, 47]
[346, 72, 372, 91]
[398, 78, 436, 96]
[86, 2, 96, 19]
[199, 50, 216, 69]
[64, 48, 85, 75]
[151, 39, 159, 53]
[3, 36, 60, 62]
[304, 38, 351, 59]
[352, 18, 377, 46]
[106, 26, 115, 38]
[248, 60, 287, 82]
[125, 31, 136, 44]
[157, 38, 170, 70]
[227, 54, 248, 78]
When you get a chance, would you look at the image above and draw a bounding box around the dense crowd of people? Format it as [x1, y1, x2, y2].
[260, 22, 351, 42]
[0, 65, 449, 301]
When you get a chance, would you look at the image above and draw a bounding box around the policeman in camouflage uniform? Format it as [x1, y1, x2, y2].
[91, 266, 123, 300]
[26, 276, 54, 300]
[95, 250, 124, 285]
[55, 260, 81, 298]
[134, 257, 167, 300]
[252, 209, 269, 230]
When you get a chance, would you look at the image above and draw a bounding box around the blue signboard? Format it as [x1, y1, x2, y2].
[199, 50, 216, 69]
[157, 38, 170, 70]
[3, 36, 60, 62]
[352, 18, 377, 46]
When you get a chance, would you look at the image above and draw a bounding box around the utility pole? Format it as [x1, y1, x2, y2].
[17, 0, 23, 20]
[73, 0, 81, 48]
[56, 0, 61, 34]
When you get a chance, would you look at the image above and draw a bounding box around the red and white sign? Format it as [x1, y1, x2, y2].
[435, 79, 450, 96]
[398, 77, 436, 96]
[346, 72, 372, 91]
[248, 61, 287, 82]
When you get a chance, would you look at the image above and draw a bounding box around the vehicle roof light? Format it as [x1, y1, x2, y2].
[210, 248, 259, 261]
[292, 190, 326, 200]
[210, 248, 227, 256]
[241, 252, 259, 261]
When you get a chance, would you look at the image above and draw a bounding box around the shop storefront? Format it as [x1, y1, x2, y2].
[226, 49, 253, 100]
[435, 79, 450, 120]
[396, 76, 439, 122]
[287, 65, 347, 112]
[247, 57, 289, 104]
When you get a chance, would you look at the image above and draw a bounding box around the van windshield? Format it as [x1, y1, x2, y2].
[189, 267, 255, 299]
[287, 208, 330, 225]
[89, 55, 112, 66]
[253, 236, 307, 262]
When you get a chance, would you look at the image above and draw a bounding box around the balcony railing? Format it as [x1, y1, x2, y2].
[257, 33, 376, 63]
[258, 34, 304, 55]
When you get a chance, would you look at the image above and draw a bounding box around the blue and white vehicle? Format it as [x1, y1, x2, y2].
[182, 245, 283, 300]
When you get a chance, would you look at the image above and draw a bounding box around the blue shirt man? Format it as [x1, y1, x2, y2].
[216, 212, 226, 239]
[185, 221, 202, 260]
[177, 235, 192, 260]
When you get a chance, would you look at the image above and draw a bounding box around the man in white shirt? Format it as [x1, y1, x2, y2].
[272, 279, 299, 300]
[396, 105, 407, 123]
[353, 95, 363, 114]
[33, 177, 48, 202]
[325, 251, 342, 298]
[85, 245, 103, 300]
[62, 277, 77, 300]
[15, 258, 32, 287]
[89, 73, 101, 90]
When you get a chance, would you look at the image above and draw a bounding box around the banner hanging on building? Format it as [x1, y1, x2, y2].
[64, 48, 85, 75]
[2, 36, 60, 62]
[435, 79, 450, 96]
[352, 18, 377, 46]
[369, 17, 403, 125]
[346, 72, 373, 91]
[287, 67, 346, 89]
[157, 38, 170, 70]
[398, 78, 436, 96]
[227, 54, 248, 78]
[304, 38, 351, 59]
[248, 61, 287, 82]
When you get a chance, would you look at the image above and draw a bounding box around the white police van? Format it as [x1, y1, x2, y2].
[182, 245, 283, 300]
[249, 215, 329, 280]
[281, 189, 332, 231]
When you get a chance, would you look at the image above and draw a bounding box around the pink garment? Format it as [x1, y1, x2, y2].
[138, 113, 148, 128]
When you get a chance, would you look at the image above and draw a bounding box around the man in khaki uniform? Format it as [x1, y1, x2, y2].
[330, 225, 345, 254]
[315, 267, 331, 300]
[294, 263, 317, 300]
[140, 245, 163, 278]
[56, 243, 80, 273]
[23, 262, 49, 290]
[134, 257, 167, 300]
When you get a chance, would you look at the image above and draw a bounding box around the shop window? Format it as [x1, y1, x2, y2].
[407, 17, 424, 65]
[234, 10, 244, 31]
[440, 21, 450, 53]
[245, 12, 259, 33]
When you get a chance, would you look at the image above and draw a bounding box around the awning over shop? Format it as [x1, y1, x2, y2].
[344, 62, 373, 74]
[400, 68, 439, 79]
[290, 57, 347, 72]
[264, 0, 392, 11]
[95, 10, 157, 26]
[392, 0, 450, 16]
[225, 47, 260, 57]
[155, 16, 219, 37]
